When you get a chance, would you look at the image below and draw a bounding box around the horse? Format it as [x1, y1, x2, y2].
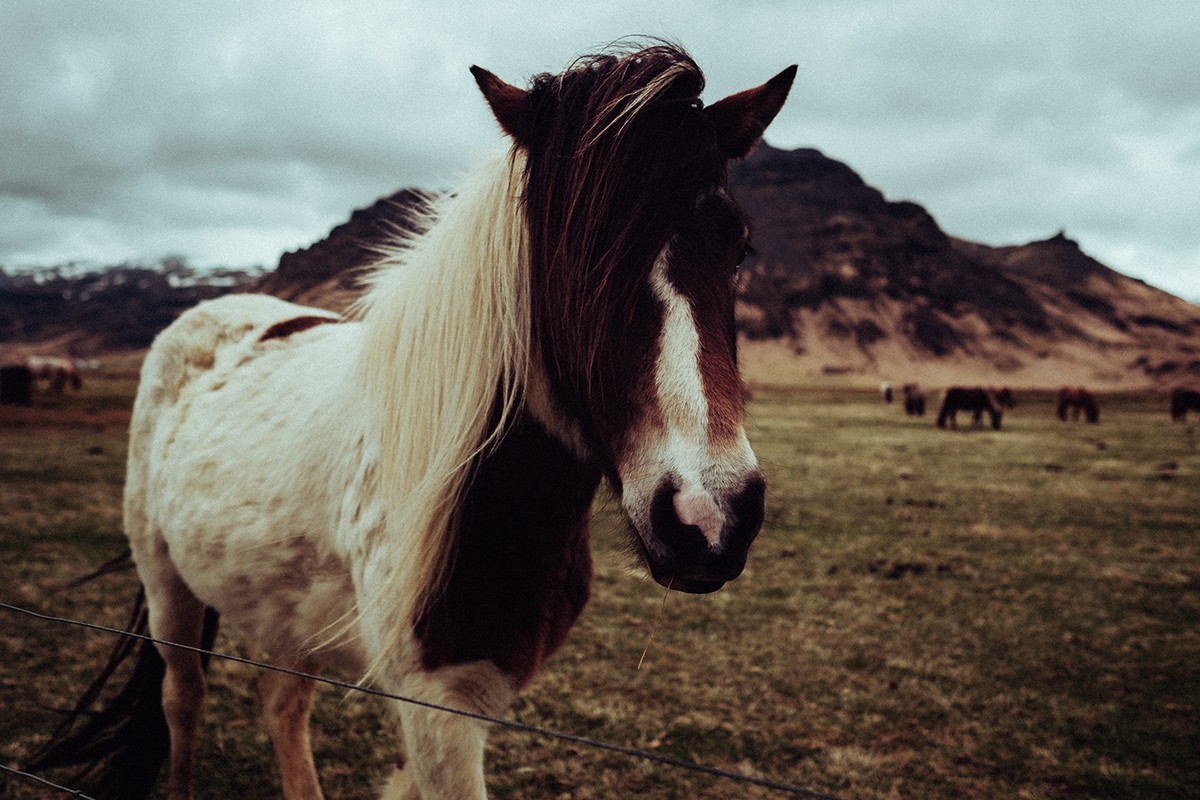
[1171, 387, 1200, 421]
[991, 386, 1016, 410]
[901, 383, 925, 416]
[1056, 386, 1099, 423]
[26, 355, 83, 395]
[0, 364, 34, 405]
[936, 386, 1006, 430]
[26, 44, 795, 800]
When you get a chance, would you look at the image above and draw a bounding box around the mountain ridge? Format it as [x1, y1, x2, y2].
[4, 145, 1194, 389]
[726, 144, 1198, 387]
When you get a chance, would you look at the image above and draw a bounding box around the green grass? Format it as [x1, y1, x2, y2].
[1, 382, 1197, 799]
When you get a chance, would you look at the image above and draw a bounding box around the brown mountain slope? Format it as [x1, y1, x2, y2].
[253, 144, 1199, 389]
[254, 188, 431, 311]
[729, 144, 1199, 388]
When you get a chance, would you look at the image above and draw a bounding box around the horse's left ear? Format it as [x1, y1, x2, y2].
[707, 65, 797, 160]
[471, 66, 532, 147]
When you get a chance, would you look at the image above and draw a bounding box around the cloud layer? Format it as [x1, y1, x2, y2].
[2, 1, 1197, 298]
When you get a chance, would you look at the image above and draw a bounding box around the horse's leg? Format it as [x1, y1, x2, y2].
[259, 659, 325, 800]
[381, 662, 514, 800]
[144, 574, 210, 800]
[394, 708, 488, 799]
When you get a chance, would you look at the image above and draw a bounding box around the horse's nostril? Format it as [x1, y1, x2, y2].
[729, 472, 766, 539]
[672, 487, 723, 547]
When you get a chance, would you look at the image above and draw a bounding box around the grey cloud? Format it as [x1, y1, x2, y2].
[0, 0, 1197, 298]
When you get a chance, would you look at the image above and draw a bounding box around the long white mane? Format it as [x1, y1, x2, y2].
[352, 150, 532, 670]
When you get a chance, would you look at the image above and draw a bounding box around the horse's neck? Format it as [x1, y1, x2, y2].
[414, 405, 601, 688]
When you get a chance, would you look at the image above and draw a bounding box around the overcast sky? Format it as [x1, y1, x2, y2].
[2, 1, 1197, 299]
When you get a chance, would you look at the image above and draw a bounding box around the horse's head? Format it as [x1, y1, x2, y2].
[473, 45, 794, 593]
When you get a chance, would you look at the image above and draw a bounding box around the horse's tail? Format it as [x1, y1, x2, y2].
[23, 583, 220, 800]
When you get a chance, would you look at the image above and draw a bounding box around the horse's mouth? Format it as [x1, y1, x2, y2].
[651, 573, 726, 594]
[631, 541, 726, 594]
[628, 521, 741, 594]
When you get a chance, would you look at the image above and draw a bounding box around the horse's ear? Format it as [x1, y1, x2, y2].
[471, 66, 532, 147]
[706, 65, 797, 160]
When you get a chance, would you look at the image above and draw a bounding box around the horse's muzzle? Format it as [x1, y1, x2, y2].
[639, 471, 766, 593]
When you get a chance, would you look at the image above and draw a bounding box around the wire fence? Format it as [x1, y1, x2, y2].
[0, 763, 98, 799]
[1, 600, 848, 800]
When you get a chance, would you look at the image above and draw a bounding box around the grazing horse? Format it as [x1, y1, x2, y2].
[27, 44, 794, 800]
[0, 364, 34, 405]
[991, 386, 1016, 410]
[936, 386, 1006, 430]
[1057, 386, 1099, 423]
[901, 383, 926, 416]
[27, 355, 82, 395]
[1171, 387, 1200, 421]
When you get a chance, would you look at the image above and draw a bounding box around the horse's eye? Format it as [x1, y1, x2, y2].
[735, 240, 755, 270]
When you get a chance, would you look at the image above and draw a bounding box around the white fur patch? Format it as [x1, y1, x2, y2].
[618, 249, 759, 552]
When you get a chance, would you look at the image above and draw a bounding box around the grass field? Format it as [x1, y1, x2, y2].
[1, 373, 1197, 799]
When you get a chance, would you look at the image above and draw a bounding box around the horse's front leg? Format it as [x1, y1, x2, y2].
[381, 662, 515, 800]
[259, 658, 324, 800]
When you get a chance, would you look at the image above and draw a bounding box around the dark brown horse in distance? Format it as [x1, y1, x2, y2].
[1171, 387, 1200, 421]
[937, 386, 1012, 430]
[902, 383, 926, 416]
[1057, 386, 1099, 423]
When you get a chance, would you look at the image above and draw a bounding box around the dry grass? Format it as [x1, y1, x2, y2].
[1, 379, 1198, 799]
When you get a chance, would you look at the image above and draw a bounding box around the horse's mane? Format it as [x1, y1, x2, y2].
[348, 43, 714, 674]
[352, 151, 531, 671]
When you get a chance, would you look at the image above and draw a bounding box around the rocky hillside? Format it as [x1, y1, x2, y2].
[253, 188, 430, 311]
[0, 261, 260, 358]
[256, 145, 1199, 388]
[728, 144, 1199, 387]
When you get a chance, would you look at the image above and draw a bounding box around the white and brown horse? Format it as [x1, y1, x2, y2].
[28, 44, 794, 799]
[27, 355, 82, 395]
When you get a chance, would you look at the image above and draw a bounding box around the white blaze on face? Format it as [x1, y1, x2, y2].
[619, 248, 758, 553]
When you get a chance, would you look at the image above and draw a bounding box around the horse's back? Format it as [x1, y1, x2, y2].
[133, 295, 337, 411]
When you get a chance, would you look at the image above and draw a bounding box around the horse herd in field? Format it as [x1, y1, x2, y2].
[3, 353, 1199, 426]
[883, 382, 1200, 428]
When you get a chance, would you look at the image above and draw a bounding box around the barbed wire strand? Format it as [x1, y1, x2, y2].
[1, 601, 848, 800]
[0, 762, 98, 799]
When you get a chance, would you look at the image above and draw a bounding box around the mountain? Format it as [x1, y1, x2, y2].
[727, 144, 1199, 387]
[0, 260, 261, 358]
[255, 144, 1198, 388]
[8, 146, 1191, 388]
[253, 188, 431, 311]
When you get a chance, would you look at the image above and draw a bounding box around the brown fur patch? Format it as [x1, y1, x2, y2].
[415, 411, 598, 688]
[258, 316, 339, 342]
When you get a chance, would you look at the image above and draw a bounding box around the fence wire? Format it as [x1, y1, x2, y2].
[0, 762, 98, 799]
[1, 601, 848, 800]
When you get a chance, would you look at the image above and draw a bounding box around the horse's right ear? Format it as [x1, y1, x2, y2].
[471, 66, 531, 147]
